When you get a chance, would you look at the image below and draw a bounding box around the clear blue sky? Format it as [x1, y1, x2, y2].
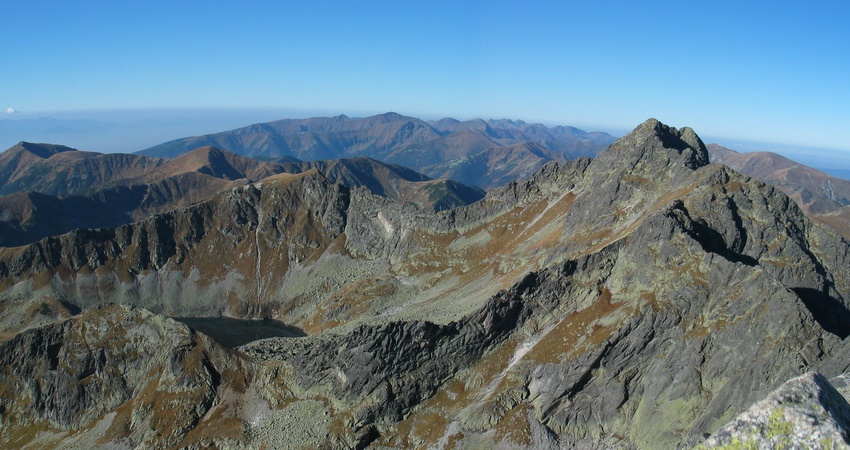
[2, 1, 849, 152]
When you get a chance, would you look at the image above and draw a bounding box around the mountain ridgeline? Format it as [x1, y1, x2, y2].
[138, 112, 617, 189]
[2, 119, 850, 448]
[708, 143, 850, 240]
[0, 143, 484, 247]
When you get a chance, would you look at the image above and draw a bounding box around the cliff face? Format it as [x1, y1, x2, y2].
[0, 304, 256, 449]
[2, 119, 850, 448]
[0, 144, 486, 249]
[0, 169, 350, 325]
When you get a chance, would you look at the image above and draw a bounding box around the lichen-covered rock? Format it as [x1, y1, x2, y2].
[700, 372, 850, 449]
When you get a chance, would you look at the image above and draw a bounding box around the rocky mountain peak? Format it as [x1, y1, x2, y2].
[377, 111, 407, 122]
[15, 141, 79, 159]
[155, 146, 281, 183]
[601, 118, 710, 172]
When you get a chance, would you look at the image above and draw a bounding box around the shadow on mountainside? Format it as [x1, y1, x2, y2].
[793, 287, 850, 339]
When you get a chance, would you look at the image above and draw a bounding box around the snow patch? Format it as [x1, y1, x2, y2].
[478, 322, 557, 401]
[377, 211, 395, 237]
[431, 420, 463, 450]
[524, 191, 571, 232]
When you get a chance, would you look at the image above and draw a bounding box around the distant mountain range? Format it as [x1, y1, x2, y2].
[138, 112, 617, 189]
[0, 142, 163, 197]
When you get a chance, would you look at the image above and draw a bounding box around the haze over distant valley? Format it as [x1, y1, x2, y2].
[0, 108, 335, 154]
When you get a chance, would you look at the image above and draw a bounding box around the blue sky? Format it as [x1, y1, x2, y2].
[2, 1, 849, 155]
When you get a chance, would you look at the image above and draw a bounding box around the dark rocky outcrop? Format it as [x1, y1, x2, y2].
[248, 289, 531, 426]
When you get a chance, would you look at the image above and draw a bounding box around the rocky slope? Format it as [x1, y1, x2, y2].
[1, 119, 849, 448]
[708, 143, 850, 213]
[0, 145, 484, 248]
[277, 156, 486, 212]
[138, 112, 616, 189]
[0, 191, 131, 247]
[0, 304, 257, 449]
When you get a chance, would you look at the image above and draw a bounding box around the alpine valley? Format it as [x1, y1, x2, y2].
[2, 114, 850, 449]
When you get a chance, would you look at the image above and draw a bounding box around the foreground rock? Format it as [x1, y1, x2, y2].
[701, 372, 850, 449]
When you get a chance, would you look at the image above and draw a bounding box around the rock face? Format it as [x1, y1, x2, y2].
[0, 170, 351, 322]
[708, 143, 850, 214]
[0, 304, 255, 449]
[2, 119, 850, 448]
[708, 143, 850, 240]
[279, 156, 486, 211]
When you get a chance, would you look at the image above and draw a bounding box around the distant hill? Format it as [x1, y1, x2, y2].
[707, 144, 850, 214]
[138, 112, 616, 189]
[0, 142, 164, 197]
[126, 146, 485, 213]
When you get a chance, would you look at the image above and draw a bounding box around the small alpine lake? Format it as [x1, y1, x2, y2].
[172, 317, 307, 348]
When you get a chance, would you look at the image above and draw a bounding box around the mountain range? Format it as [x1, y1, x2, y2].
[0, 142, 484, 247]
[138, 113, 850, 240]
[138, 112, 617, 189]
[2, 119, 850, 448]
